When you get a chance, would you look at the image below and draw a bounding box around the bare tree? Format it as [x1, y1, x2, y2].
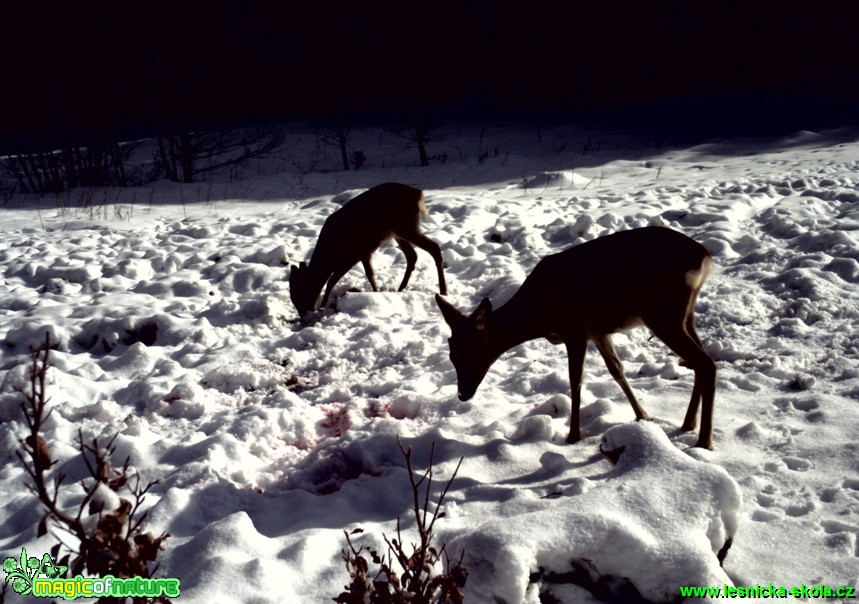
[322, 116, 353, 171]
[386, 107, 443, 168]
[155, 123, 285, 183]
[320, 115, 369, 171]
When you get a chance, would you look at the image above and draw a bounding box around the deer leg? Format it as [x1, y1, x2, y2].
[320, 263, 355, 308]
[565, 336, 588, 444]
[592, 334, 651, 421]
[686, 312, 705, 348]
[406, 233, 447, 295]
[361, 257, 379, 292]
[647, 317, 716, 449]
[394, 238, 418, 291]
[683, 381, 703, 431]
[681, 313, 705, 430]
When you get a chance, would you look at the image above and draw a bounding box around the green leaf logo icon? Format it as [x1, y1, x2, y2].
[2, 547, 33, 595]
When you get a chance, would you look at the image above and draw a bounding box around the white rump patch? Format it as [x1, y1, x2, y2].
[686, 256, 714, 289]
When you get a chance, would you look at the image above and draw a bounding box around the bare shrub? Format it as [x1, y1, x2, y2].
[14, 333, 170, 603]
[334, 438, 465, 603]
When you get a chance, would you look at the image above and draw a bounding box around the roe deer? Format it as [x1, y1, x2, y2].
[435, 226, 717, 449]
[290, 182, 448, 318]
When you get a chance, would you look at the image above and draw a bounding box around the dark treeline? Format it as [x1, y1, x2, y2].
[2, 124, 289, 193]
[1, 1, 857, 192]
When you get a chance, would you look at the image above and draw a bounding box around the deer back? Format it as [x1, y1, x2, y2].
[309, 182, 425, 270]
[503, 226, 712, 337]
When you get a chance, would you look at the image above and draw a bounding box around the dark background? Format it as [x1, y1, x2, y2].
[2, 1, 857, 151]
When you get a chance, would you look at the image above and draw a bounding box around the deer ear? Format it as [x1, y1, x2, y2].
[435, 294, 464, 328]
[473, 298, 493, 331]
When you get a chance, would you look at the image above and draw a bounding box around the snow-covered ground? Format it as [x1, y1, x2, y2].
[1, 123, 858, 602]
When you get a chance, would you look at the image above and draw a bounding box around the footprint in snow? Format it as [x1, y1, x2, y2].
[772, 396, 827, 424]
[820, 519, 859, 557]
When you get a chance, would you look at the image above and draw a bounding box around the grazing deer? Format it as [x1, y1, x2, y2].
[290, 182, 448, 318]
[435, 226, 717, 449]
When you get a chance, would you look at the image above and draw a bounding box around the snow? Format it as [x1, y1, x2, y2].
[1, 122, 858, 602]
[455, 421, 742, 603]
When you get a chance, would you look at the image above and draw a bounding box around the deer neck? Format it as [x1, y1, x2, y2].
[302, 255, 336, 303]
[308, 256, 332, 276]
[306, 245, 336, 285]
[491, 295, 553, 353]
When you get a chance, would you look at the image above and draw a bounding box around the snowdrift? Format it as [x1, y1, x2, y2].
[454, 421, 741, 602]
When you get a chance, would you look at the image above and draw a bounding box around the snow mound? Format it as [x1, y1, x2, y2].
[452, 422, 742, 603]
[166, 512, 297, 604]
